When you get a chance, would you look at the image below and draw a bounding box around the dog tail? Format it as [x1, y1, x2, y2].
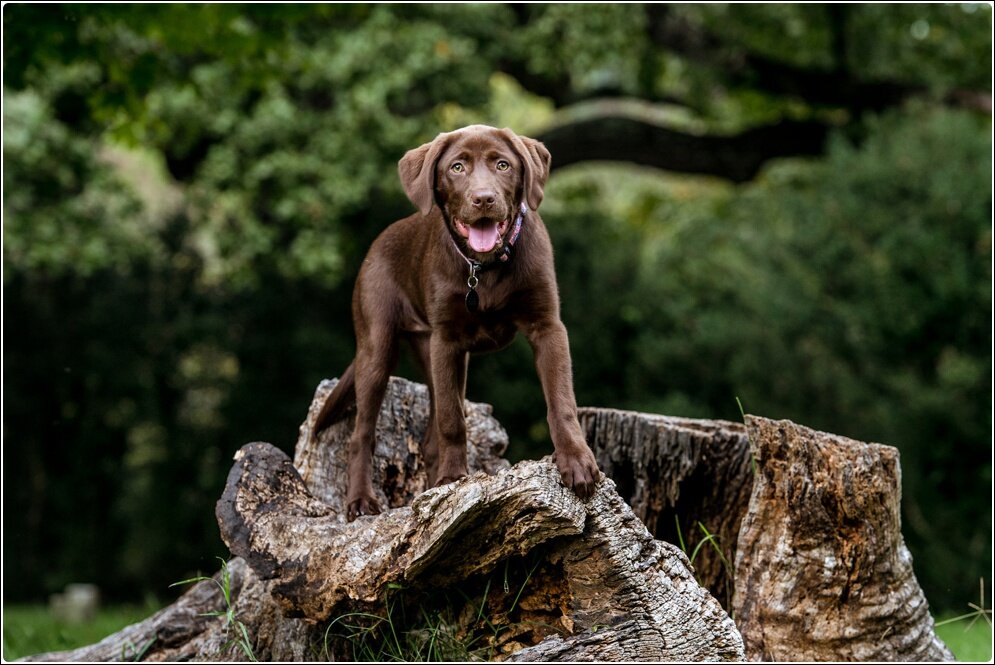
[313, 362, 356, 435]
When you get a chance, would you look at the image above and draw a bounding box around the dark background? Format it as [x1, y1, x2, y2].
[3, 4, 991, 613]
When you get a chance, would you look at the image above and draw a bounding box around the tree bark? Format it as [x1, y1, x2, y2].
[19, 380, 952, 662]
[578, 408, 754, 610]
[291, 378, 511, 514]
[733, 416, 955, 661]
[217, 441, 743, 661]
[578, 407, 952, 661]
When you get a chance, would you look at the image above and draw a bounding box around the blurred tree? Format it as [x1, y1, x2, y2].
[3, 3, 990, 610]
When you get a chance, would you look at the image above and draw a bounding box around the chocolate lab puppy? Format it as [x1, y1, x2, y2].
[314, 124, 600, 521]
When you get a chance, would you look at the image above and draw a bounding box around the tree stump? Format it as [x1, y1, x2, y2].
[211, 376, 743, 660]
[733, 416, 954, 661]
[579, 408, 753, 609]
[19, 378, 518, 662]
[19, 378, 951, 662]
[292, 378, 512, 515]
[578, 406, 953, 662]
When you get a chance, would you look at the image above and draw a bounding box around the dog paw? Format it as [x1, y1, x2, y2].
[553, 446, 601, 500]
[346, 496, 382, 522]
[433, 450, 468, 487]
[433, 472, 467, 487]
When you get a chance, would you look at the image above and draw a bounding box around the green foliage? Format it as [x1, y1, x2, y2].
[522, 4, 650, 95]
[846, 3, 993, 88]
[681, 3, 992, 87]
[2, 88, 151, 278]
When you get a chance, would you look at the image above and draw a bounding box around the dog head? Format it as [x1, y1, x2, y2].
[399, 125, 551, 256]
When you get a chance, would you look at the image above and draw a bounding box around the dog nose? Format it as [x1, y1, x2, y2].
[470, 190, 497, 209]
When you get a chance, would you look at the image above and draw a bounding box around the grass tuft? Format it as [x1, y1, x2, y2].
[674, 517, 735, 612]
[170, 557, 257, 661]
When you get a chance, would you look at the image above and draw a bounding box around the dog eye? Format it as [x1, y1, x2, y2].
[450, 162, 465, 173]
[496, 160, 510, 171]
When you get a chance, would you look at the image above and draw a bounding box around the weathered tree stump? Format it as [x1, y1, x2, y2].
[579, 406, 953, 662]
[293, 378, 511, 516]
[19, 377, 951, 662]
[579, 408, 753, 609]
[733, 416, 954, 661]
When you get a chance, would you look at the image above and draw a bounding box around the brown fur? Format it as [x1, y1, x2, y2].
[315, 125, 600, 521]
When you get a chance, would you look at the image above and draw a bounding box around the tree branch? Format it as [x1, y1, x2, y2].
[539, 115, 831, 182]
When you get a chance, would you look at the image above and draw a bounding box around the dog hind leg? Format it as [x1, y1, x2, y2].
[345, 326, 398, 521]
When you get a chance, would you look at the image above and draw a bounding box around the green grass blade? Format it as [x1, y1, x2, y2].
[168, 575, 213, 588]
[236, 621, 257, 662]
[697, 522, 732, 571]
[477, 576, 492, 622]
[509, 558, 541, 614]
[674, 515, 687, 554]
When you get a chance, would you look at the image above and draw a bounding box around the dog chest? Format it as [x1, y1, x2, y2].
[458, 315, 518, 353]
[427, 295, 516, 352]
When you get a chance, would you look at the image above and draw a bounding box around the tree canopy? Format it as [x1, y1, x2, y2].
[3, 3, 991, 613]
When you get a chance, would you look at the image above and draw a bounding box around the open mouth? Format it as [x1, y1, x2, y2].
[453, 217, 510, 254]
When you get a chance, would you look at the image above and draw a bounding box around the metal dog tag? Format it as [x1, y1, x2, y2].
[465, 288, 479, 312]
[465, 265, 480, 313]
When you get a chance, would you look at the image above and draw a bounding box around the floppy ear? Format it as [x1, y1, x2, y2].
[501, 129, 552, 211]
[398, 133, 451, 216]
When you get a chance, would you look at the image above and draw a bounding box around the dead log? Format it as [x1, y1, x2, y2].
[19, 378, 951, 661]
[733, 416, 955, 661]
[213, 377, 743, 660]
[17, 557, 318, 662]
[218, 441, 743, 661]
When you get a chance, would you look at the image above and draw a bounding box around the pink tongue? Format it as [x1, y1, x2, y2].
[468, 221, 500, 253]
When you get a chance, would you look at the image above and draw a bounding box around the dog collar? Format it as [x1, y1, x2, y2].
[450, 202, 527, 312]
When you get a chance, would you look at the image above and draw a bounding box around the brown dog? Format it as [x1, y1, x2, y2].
[314, 125, 600, 521]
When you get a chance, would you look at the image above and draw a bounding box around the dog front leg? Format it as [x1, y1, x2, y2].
[524, 319, 600, 498]
[429, 334, 469, 486]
